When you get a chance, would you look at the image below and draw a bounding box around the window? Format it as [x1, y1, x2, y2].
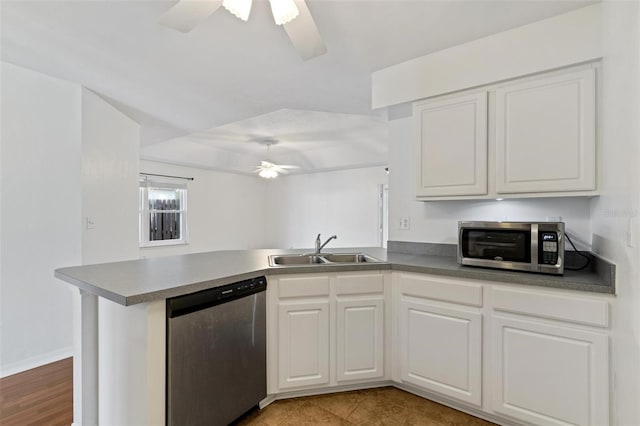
[139, 177, 188, 247]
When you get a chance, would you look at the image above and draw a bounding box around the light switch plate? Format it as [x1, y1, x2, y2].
[86, 217, 96, 229]
[399, 217, 410, 230]
[627, 217, 638, 248]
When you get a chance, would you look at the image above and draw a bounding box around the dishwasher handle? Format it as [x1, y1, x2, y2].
[167, 276, 267, 318]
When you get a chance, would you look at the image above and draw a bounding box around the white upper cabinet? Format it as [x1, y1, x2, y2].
[414, 92, 488, 197]
[413, 64, 598, 200]
[495, 68, 596, 194]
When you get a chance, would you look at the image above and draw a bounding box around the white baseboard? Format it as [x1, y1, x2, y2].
[0, 346, 73, 378]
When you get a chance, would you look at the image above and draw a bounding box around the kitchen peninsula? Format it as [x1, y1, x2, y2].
[55, 244, 615, 426]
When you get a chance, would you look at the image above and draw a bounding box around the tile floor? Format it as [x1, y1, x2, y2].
[238, 386, 496, 425]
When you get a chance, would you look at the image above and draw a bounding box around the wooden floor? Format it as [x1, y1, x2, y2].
[0, 357, 73, 426]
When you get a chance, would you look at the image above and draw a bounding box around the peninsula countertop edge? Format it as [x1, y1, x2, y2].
[54, 247, 615, 306]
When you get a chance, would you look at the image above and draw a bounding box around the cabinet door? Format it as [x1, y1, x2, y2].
[495, 68, 596, 194]
[278, 301, 330, 390]
[399, 299, 482, 406]
[336, 297, 384, 382]
[492, 315, 609, 425]
[414, 92, 488, 197]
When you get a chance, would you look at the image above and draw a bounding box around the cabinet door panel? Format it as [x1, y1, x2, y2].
[492, 315, 609, 425]
[414, 92, 488, 196]
[278, 302, 329, 389]
[399, 300, 482, 406]
[495, 68, 596, 193]
[336, 298, 384, 382]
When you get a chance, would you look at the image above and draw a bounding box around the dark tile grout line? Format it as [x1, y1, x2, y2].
[310, 400, 351, 424]
[342, 397, 362, 423]
[309, 391, 357, 423]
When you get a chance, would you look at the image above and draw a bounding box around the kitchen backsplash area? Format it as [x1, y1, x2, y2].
[389, 196, 593, 249]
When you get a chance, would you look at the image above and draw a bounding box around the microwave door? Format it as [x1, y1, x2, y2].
[474, 241, 521, 259]
[464, 230, 530, 263]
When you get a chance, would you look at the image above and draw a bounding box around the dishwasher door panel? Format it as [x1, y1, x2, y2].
[167, 291, 266, 426]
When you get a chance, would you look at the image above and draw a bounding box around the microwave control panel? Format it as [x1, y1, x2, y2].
[540, 232, 558, 264]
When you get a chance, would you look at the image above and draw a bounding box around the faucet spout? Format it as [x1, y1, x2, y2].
[315, 234, 337, 254]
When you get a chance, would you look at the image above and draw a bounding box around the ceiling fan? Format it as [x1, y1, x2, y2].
[254, 140, 299, 178]
[158, 0, 327, 60]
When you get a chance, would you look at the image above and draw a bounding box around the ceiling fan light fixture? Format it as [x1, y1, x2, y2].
[259, 168, 279, 179]
[222, 0, 253, 21]
[269, 0, 299, 25]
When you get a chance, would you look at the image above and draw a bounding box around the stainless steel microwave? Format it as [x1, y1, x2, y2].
[458, 221, 565, 275]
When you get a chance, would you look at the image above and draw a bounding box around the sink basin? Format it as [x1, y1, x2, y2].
[321, 253, 382, 263]
[269, 252, 383, 267]
[270, 254, 329, 266]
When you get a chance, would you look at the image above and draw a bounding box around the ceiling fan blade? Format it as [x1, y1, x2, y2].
[158, 0, 222, 33]
[277, 165, 299, 169]
[283, 0, 327, 61]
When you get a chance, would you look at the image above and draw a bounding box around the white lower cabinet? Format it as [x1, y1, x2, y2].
[278, 301, 330, 389]
[268, 271, 389, 393]
[269, 270, 612, 426]
[396, 273, 483, 406]
[399, 300, 482, 406]
[336, 297, 384, 382]
[491, 287, 610, 426]
[492, 315, 609, 426]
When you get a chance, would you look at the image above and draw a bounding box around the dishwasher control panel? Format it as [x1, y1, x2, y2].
[218, 276, 267, 300]
[167, 276, 267, 318]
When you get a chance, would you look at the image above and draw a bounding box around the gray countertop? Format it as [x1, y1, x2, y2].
[55, 246, 615, 306]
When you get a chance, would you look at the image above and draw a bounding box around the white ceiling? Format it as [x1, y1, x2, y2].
[142, 108, 388, 174]
[1, 0, 593, 175]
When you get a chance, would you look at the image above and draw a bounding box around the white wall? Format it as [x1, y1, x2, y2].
[78, 88, 143, 424]
[82, 88, 140, 264]
[0, 64, 143, 384]
[388, 117, 593, 247]
[139, 163, 387, 256]
[0, 62, 81, 376]
[590, 2, 640, 425]
[265, 167, 388, 250]
[139, 160, 268, 258]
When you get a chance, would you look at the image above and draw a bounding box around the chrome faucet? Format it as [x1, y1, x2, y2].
[315, 234, 337, 254]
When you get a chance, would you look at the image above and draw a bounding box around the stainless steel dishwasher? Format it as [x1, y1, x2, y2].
[166, 276, 267, 426]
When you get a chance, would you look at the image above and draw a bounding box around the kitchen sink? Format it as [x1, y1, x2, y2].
[270, 254, 329, 266]
[320, 253, 381, 263]
[269, 252, 384, 267]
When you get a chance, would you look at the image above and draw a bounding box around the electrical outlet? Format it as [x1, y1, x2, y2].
[399, 217, 410, 230]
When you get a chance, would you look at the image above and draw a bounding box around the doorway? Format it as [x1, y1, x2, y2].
[379, 184, 388, 247]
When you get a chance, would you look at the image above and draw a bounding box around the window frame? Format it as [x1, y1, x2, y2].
[139, 178, 188, 248]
